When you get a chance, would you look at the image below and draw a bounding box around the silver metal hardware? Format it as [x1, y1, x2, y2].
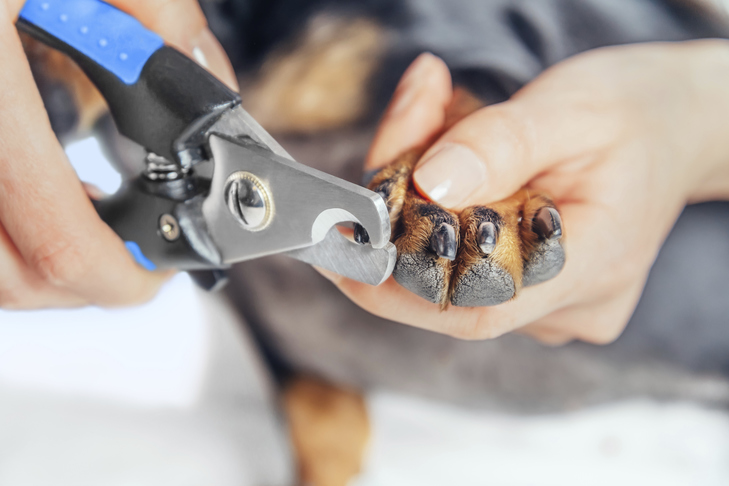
[144, 153, 189, 181]
[224, 172, 272, 231]
[159, 213, 180, 241]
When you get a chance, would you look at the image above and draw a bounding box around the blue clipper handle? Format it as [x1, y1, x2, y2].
[17, 0, 240, 162]
[19, 0, 164, 84]
[19, 0, 164, 85]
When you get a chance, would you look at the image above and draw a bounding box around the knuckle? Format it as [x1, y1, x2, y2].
[478, 105, 534, 166]
[0, 284, 30, 310]
[29, 240, 92, 289]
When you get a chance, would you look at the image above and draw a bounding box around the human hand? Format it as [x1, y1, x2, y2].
[324, 41, 729, 344]
[0, 0, 236, 309]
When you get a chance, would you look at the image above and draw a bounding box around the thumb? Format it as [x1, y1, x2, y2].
[112, 0, 238, 90]
[412, 85, 618, 208]
[365, 53, 452, 171]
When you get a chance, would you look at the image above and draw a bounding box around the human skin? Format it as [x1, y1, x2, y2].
[322, 41, 729, 345]
[0, 0, 236, 309]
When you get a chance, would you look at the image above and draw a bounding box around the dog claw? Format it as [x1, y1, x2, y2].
[532, 207, 562, 241]
[353, 223, 370, 245]
[430, 223, 457, 260]
[477, 221, 497, 255]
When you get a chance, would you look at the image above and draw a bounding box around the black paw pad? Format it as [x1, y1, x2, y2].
[393, 253, 450, 305]
[450, 260, 516, 307]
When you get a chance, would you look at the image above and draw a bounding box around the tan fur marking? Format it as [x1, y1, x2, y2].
[367, 150, 419, 228]
[242, 15, 388, 133]
[517, 190, 558, 259]
[284, 377, 370, 486]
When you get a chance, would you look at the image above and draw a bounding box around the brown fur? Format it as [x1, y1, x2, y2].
[242, 15, 388, 133]
[284, 377, 370, 486]
[367, 150, 417, 227]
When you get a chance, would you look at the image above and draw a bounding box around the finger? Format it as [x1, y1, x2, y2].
[365, 53, 452, 171]
[516, 324, 574, 346]
[110, 0, 238, 90]
[0, 15, 168, 306]
[0, 224, 87, 309]
[530, 281, 644, 345]
[412, 71, 623, 209]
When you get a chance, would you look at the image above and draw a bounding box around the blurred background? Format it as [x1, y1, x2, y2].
[0, 136, 727, 485]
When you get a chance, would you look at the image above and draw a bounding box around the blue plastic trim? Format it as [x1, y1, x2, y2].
[19, 0, 164, 84]
[124, 241, 157, 271]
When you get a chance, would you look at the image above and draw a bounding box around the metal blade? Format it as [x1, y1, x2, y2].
[287, 227, 396, 286]
[201, 134, 395, 284]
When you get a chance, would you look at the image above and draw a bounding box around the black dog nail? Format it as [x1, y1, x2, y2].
[532, 207, 562, 240]
[430, 223, 457, 260]
[477, 221, 497, 255]
[353, 223, 370, 244]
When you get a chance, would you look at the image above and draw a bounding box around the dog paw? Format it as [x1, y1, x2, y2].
[355, 150, 565, 308]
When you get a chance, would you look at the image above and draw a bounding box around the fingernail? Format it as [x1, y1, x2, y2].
[389, 53, 435, 117]
[413, 144, 487, 208]
[190, 29, 239, 91]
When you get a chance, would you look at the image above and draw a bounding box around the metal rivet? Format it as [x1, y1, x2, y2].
[159, 214, 180, 241]
[80, 26, 89, 34]
[224, 172, 272, 231]
[59, 14, 68, 22]
[119, 52, 128, 61]
[98, 38, 108, 47]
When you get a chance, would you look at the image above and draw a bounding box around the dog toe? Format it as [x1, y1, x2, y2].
[522, 205, 565, 287]
[449, 204, 522, 307]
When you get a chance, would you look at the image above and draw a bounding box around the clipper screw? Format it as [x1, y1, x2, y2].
[225, 172, 272, 231]
[159, 214, 180, 241]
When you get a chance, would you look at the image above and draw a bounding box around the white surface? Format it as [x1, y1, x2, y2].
[356, 393, 729, 486]
[0, 273, 208, 407]
[0, 137, 205, 407]
[65, 137, 122, 194]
